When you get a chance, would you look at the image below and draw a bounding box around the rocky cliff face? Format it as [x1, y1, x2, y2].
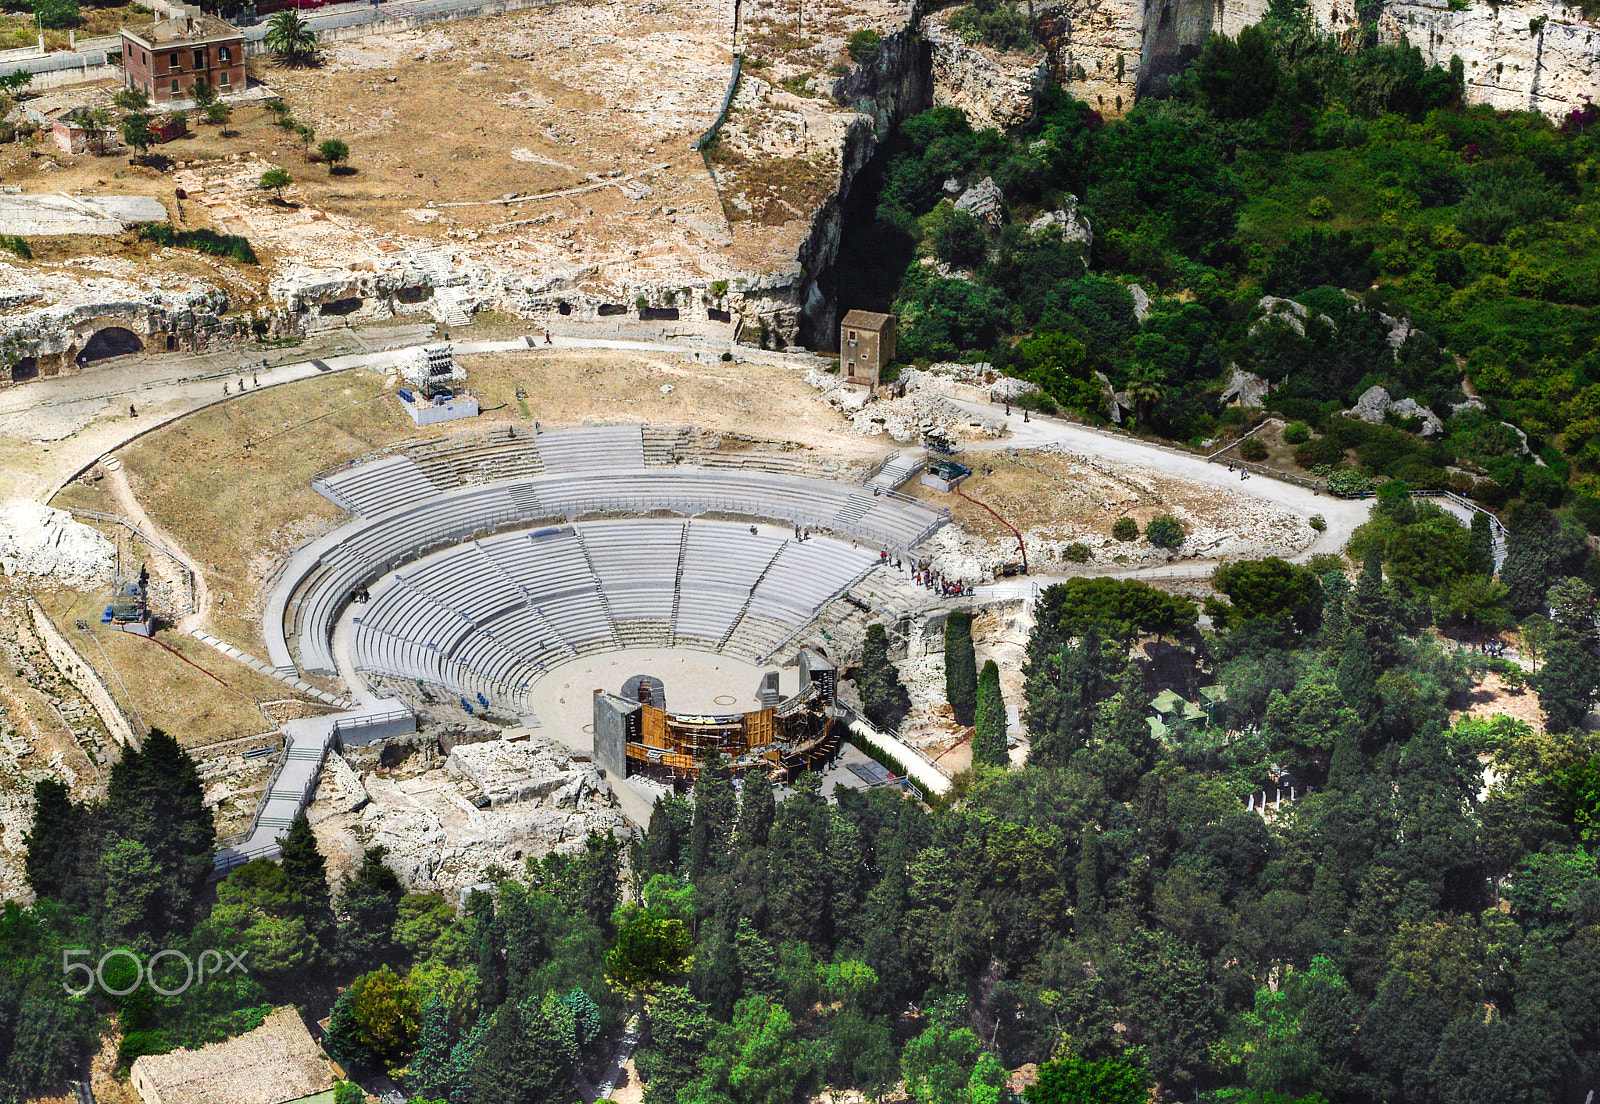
[926, 18, 1052, 131]
[1044, 0, 1600, 120]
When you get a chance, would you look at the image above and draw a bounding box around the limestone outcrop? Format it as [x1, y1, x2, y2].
[955, 177, 1008, 228]
[925, 18, 1051, 131]
[1028, 194, 1094, 253]
[1347, 384, 1445, 436]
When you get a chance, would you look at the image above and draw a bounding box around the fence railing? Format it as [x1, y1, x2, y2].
[63, 507, 197, 614]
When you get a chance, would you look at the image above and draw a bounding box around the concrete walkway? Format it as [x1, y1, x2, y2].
[948, 396, 1374, 560]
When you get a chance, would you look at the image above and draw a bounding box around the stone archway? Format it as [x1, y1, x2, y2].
[80, 327, 144, 363]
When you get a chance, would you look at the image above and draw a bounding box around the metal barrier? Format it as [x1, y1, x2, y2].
[62, 507, 197, 614]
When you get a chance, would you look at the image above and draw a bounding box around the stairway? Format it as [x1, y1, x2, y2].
[832, 494, 876, 527]
[572, 529, 623, 648]
[667, 523, 690, 645]
[717, 540, 789, 651]
[431, 286, 472, 327]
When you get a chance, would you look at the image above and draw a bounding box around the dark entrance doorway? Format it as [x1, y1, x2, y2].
[81, 327, 144, 363]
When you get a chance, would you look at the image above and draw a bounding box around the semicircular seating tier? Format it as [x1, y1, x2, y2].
[346, 519, 880, 712]
[263, 430, 947, 686]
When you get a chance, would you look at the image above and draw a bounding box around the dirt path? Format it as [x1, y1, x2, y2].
[101, 460, 212, 632]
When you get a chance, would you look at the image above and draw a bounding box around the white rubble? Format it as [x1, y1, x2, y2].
[0, 501, 115, 587]
[309, 735, 629, 899]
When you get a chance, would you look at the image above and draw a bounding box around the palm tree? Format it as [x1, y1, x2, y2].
[265, 10, 318, 67]
[1124, 363, 1169, 427]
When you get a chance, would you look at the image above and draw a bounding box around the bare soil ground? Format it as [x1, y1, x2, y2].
[1452, 670, 1545, 733]
[904, 445, 1312, 577]
[31, 583, 297, 747]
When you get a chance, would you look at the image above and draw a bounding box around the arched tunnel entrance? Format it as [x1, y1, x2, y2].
[9, 357, 36, 383]
[80, 327, 144, 363]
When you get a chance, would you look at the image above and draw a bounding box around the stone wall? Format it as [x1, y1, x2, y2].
[27, 600, 138, 748]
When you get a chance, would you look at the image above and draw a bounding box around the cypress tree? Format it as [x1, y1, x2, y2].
[1539, 578, 1600, 732]
[735, 766, 775, 851]
[855, 624, 911, 730]
[1347, 549, 1393, 656]
[23, 779, 78, 901]
[321, 987, 366, 1073]
[972, 660, 1008, 768]
[335, 847, 404, 969]
[1026, 626, 1103, 769]
[688, 755, 736, 885]
[468, 999, 571, 1104]
[279, 812, 334, 945]
[407, 995, 453, 1100]
[104, 727, 214, 935]
[1074, 829, 1103, 933]
[943, 610, 978, 727]
[640, 793, 693, 878]
[1470, 511, 1496, 576]
[1098, 661, 1156, 797]
[639, 986, 716, 1103]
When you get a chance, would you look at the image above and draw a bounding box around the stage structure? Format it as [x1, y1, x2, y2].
[594, 647, 839, 782]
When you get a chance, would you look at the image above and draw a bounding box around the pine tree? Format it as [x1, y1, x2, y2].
[972, 660, 1008, 768]
[943, 610, 978, 727]
[407, 995, 453, 1099]
[765, 774, 830, 946]
[688, 755, 736, 884]
[735, 766, 775, 851]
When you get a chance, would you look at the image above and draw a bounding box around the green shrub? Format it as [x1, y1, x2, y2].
[32, 0, 78, 29]
[1112, 516, 1140, 541]
[1326, 468, 1373, 496]
[949, 0, 1034, 51]
[1283, 421, 1312, 445]
[1145, 514, 1185, 549]
[1239, 436, 1269, 462]
[1306, 194, 1334, 220]
[137, 224, 258, 265]
[0, 234, 30, 260]
[847, 29, 883, 63]
[1309, 514, 1327, 531]
[1063, 542, 1091, 562]
[1295, 435, 1346, 468]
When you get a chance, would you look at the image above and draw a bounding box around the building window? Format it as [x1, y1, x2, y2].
[218, 45, 230, 62]
[193, 48, 205, 69]
[218, 69, 229, 86]
[170, 51, 180, 69]
[848, 330, 857, 341]
[171, 78, 179, 93]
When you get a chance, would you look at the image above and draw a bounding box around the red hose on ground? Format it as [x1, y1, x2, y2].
[953, 485, 1027, 574]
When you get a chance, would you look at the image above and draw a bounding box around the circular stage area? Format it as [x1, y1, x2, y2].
[520, 647, 801, 750]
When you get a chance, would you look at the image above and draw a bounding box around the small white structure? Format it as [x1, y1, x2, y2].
[399, 342, 463, 389]
[399, 388, 479, 425]
[396, 342, 475, 424]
